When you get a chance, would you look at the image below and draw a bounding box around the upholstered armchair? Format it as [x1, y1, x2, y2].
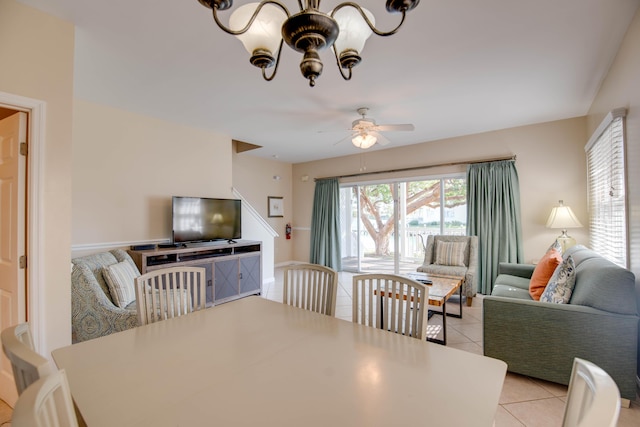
[71, 249, 139, 342]
[416, 235, 479, 306]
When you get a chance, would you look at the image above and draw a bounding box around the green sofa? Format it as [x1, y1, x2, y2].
[483, 245, 638, 400]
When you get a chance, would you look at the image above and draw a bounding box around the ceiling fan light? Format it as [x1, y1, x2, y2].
[332, 7, 375, 57]
[229, 3, 287, 57]
[352, 133, 377, 149]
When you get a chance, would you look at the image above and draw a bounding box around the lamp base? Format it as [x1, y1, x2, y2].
[556, 230, 577, 253]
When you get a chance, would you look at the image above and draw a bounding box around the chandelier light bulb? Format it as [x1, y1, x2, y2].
[229, 3, 287, 62]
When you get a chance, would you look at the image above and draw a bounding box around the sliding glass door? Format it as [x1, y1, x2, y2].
[340, 176, 466, 274]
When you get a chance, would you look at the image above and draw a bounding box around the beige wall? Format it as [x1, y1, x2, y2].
[292, 117, 589, 265]
[586, 6, 640, 381]
[0, 0, 74, 353]
[232, 148, 293, 264]
[72, 99, 233, 247]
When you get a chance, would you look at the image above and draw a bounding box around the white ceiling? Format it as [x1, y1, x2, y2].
[18, 0, 640, 163]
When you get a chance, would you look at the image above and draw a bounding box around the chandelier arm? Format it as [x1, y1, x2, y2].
[211, 0, 290, 36]
[332, 46, 353, 81]
[262, 39, 285, 81]
[331, 2, 408, 37]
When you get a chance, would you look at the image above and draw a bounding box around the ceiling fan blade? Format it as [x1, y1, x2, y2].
[373, 132, 392, 146]
[375, 124, 415, 132]
[332, 133, 354, 146]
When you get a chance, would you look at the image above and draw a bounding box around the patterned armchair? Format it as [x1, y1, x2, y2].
[417, 235, 479, 306]
[71, 250, 139, 342]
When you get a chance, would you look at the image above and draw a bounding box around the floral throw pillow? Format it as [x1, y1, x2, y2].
[540, 255, 576, 304]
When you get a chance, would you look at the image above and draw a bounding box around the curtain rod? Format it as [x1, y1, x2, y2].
[315, 155, 516, 181]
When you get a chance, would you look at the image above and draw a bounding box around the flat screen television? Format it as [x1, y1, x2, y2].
[172, 196, 241, 244]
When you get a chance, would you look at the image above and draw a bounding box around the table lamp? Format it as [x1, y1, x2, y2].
[546, 200, 583, 252]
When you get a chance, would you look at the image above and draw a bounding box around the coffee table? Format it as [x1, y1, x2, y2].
[405, 272, 464, 345]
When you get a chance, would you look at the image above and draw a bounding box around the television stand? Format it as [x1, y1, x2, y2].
[128, 240, 262, 307]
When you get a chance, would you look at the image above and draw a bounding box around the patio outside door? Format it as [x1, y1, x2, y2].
[340, 177, 467, 274]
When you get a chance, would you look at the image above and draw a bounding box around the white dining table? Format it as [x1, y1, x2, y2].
[53, 296, 507, 427]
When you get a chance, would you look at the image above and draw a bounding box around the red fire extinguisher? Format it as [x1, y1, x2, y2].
[285, 223, 292, 240]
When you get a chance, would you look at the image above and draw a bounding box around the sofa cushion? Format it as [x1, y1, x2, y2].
[103, 261, 140, 308]
[540, 256, 576, 304]
[529, 246, 562, 300]
[570, 257, 637, 315]
[434, 241, 467, 266]
[494, 273, 531, 291]
[491, 283, 533, 300]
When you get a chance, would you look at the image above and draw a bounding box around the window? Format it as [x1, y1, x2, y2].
[586, 108, 627, 267]
[340, 176, 466, 273]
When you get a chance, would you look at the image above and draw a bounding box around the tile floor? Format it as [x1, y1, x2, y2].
[265, 267, 640, 427]
[1, 267, 638, 426]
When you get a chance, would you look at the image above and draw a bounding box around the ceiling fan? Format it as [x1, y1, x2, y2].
[335, 107, 415, 149]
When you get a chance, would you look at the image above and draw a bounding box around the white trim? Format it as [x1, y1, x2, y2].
[71, 239, 169, 254]
[585, 107, 627, 151]
[232, 187, 278, 237]
[0, 92, 46, 354]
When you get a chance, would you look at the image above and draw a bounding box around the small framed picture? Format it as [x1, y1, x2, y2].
[268, 196, 284, 217]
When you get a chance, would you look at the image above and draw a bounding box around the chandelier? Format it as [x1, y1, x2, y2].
[196, 0, 420, 87]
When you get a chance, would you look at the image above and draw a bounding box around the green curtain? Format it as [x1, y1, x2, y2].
[467, 160, 523, 294]
[310, 178, 342, 270]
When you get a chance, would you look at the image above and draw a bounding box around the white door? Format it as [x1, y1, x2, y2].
[0, 111, 27, 406]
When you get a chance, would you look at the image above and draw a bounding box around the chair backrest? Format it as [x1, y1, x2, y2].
[424, 235, 477, 267]
[135, 266, 207, 325]
[352, 274, 429, 340]
[283, 263, 338, 316]
[1, 323, 55, 395]
[12, 369, 79, 427]
[562, 357, 620, 427]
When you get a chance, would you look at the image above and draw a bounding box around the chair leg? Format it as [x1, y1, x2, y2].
[466, 296, 473, 307]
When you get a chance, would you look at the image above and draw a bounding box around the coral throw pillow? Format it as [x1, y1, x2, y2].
[529, 248, 562, 300]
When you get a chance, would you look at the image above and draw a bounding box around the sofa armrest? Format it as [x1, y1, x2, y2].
[497, 262, 535, 279]
[483, 295, 638, 400]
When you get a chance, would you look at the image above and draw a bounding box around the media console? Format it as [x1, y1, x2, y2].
[128, 240, 262, 307]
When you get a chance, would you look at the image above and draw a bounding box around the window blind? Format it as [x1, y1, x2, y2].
[585, 109, 627, 267]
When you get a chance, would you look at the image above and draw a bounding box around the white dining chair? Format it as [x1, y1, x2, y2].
[562, 357, 621, 427]
[135, 266, 207, 325]
[1, 323, 55, 395]
[283, 263, 338, 316]
[11, 368, 79, 427]
[352, 273, 429, 340]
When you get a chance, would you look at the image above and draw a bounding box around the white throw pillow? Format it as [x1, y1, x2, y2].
[103, 261, 140, 308]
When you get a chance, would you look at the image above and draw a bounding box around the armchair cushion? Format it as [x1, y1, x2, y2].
[434, 241, 467, 266]
[103, 260, 140, 308]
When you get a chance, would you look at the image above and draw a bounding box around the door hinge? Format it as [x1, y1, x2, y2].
[19, 255, 27, 269]
[20, 142, 28, 156]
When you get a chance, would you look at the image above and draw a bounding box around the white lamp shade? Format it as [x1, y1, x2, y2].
[546, 203, 583, 229]
[332, 7, 374, 55]
[229, 3, 286, 55]
[352, 133, 377, 149]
